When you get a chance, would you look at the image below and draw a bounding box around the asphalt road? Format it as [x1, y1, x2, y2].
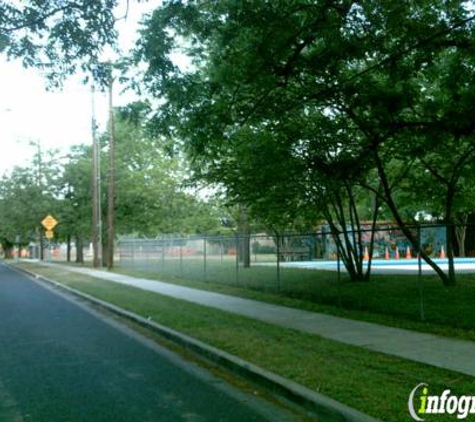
[0, 264, 301, 422]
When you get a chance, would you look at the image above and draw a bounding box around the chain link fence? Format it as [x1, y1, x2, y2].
[113, 225, 475, 324]
[37, 224, 475, 326]
[116, 224, 475, 275]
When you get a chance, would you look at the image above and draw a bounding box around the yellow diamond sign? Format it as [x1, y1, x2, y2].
[41, 214, 58, 231]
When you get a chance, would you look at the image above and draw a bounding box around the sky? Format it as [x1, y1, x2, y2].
[0, 1, 159, 175]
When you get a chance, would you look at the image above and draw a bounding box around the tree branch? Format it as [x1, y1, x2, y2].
[1, 3, 82, 33]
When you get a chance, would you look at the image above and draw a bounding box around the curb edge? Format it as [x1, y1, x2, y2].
[10, 263, 380, 422]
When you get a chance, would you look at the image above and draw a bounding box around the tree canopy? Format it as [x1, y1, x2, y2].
[134, 0, 475, 284]
[0, 0, 119, 82]
[0, 101, 224, 259]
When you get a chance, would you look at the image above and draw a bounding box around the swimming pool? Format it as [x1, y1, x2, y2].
[267, 258, 475, 274]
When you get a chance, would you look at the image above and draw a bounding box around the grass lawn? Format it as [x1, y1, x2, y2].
[106, 258, 475, 342]
[13, 262, 475, 422]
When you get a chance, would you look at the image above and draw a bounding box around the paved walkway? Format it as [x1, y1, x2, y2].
[41, 263, 475, 378]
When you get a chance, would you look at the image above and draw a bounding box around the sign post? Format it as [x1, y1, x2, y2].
[41, 215, 58, 261]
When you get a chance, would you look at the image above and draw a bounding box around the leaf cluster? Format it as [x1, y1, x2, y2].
[134, 0, 475, 234]
[0, 0, 118, 84]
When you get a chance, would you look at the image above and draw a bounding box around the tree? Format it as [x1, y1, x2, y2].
[105, 102, 223, 238]
[57, 145, 94, 263]
[132, 1, 382, 280]
[0, 163, 59, 259]
[134, 0, 475, 285]
[339, 2, 475, 285]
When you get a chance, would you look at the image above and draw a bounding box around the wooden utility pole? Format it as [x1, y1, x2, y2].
[106, 73, 116, 269]
[91, 82, 102, 268]
[32, 140, 45, 261]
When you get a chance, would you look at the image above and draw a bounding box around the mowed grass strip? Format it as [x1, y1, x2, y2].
[111, 262, 475, 342]
[15, 262, 475, 422]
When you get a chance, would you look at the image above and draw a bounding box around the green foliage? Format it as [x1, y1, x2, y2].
[111, 101, 223, 236]
[54, 106, 224, 239]
[57, 144, 93, 241]
[0, 142, 65, 253]
[134, 0, 475, 284]
[0, 102, 226, 255]
[0, 0, 118, 83]
[0, 165, 58, 249]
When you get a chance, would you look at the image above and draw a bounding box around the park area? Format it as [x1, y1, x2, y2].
[29, 224, 475, 339]
[102, 232, 475, 341]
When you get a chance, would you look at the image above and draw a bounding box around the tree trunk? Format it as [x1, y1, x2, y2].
[329, 223, 367, 282]
[40, 235, 44, 261]
[455, 215, 467, 257]
[75, 237, 84, 264]
[373, 150, 453, 286]
[4, 245, 13, 259]
[66, 233, 71, 263]
[364, 185, 382, 281]
[102, 238, 108, 267]
[324, 187, 371, 283]
[237, 205, 251, 268]
[445, 185, 456, 286]
[455, 226, 466, 257]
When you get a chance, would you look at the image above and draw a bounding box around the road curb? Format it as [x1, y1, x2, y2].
[12, 263, 380, 422]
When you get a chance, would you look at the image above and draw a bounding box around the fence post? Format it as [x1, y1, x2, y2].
[145, 241, 149, 270]
[235, 233, 239, 285]
[180, 242, 183, 277]
[161, 237, 165, 273]
[203, 237, 207, 282]
[133, 239, 138, 269]
[337, 252, 342, 308]
[418, 226, 425, 321]
[276, 234, 281, 292]
[220, 239, 223, 263]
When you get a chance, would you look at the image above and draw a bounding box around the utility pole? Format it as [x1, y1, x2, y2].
[91, 82, 102, 268]
[31, 139, 45, 261]
[106, 72, 116, 269]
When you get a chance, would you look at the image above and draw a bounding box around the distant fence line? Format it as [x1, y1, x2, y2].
[110, 225, 475, 323]
[24, 223, 475, 323]
[116, 224, 460, 264]
[113, 224, 475, 285]
[22, 223, 475, 265]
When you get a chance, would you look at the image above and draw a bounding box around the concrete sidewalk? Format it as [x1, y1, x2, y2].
[41, 262, 475, 378]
